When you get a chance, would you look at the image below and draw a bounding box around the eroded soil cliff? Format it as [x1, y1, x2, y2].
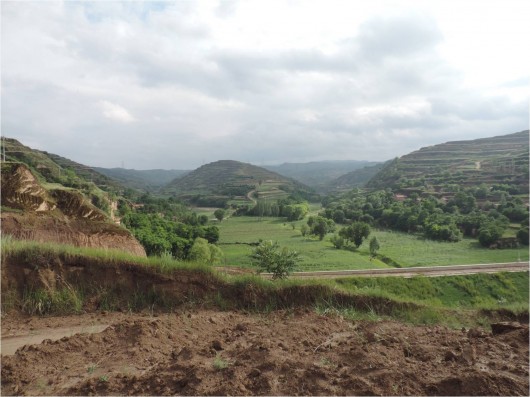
[1, 163, 145, 256]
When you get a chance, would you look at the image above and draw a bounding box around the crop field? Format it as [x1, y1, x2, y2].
[217, 215, 529, 271]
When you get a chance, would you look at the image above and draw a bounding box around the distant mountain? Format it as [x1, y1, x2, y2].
[367, 130, 529, 195]
[162, 160, 314, 205]
[326, 162, 387, 192]
[263, 160, 380, 188]
[93, 167, 190, 192]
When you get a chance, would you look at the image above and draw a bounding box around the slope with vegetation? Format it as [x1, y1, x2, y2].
[264, 160, 380, 189]
[93, 167, 190, 192]
[162, 159, 316, 207]
[367, 130, 529, 198]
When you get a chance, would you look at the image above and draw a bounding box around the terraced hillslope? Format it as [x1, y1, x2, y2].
[367, 130, 529, 196]
[162, 160, 314, 204]
[0, 138, 123, 192]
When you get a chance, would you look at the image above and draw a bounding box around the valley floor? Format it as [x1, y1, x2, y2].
[1, 309, 528, 396]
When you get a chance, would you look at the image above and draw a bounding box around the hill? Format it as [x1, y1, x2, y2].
[325, 162, 387, 192]
[1, 137, 124, 193]
[1, 162, 145, 256]
[263, 160, 380, 188]
[93, 167, 190, 192]
[367, 130, 529, 198]
[162, 160, 315, 205]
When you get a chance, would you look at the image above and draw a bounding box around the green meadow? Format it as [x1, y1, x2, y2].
[217, 215, 529, 271]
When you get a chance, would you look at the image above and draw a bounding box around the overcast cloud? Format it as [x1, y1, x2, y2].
[1, 0, 529, 169]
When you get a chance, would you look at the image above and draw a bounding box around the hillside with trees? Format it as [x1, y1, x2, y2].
[162, 159, 316, 207]
[320, 131, 529, 249]
[367, 130, 529, 199]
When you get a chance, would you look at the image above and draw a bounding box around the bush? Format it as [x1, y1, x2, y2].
[478, 224, 503, 247]
[250, 240, 300, 280]
[516, 227, 529, 246]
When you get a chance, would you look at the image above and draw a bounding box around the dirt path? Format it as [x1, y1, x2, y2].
[272, 262, 529, 279]
[246, 189, 257, 204]
[2, 324, 108, 356]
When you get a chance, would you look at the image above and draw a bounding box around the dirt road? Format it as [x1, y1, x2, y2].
[261, 262, 529, 279]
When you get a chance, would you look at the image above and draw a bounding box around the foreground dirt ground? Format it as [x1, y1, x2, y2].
[1, 310, 528, 396]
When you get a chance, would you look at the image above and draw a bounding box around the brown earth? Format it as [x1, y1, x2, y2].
[1, 310, 529, 396]
[1, 163, 145, 257]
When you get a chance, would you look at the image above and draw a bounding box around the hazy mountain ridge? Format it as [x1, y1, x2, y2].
[93, 167, 190, 192]
[263, 160, 381, 187]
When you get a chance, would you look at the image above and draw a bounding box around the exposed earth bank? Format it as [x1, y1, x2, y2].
[2, 310, 528, 396]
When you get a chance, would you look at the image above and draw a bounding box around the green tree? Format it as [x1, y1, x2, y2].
[188, 237, 211, 263]
[214, 209, 226, 222]
[250, 240, 300, 280]
[478, 224, 503, 247]
[308, 216, 335, 240]
[339, 222, 371, 248]
[330, 234, 345, 249]
[517, 227, 529, 246]
[369, 236, 380, 256]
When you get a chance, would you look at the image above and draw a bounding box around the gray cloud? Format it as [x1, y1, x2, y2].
[1, 1, 528, 170]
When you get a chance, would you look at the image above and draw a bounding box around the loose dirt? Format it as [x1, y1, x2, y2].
[2, 310, 528, 396]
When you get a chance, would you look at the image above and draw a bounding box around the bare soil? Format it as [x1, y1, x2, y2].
[2, 310, 528, 396]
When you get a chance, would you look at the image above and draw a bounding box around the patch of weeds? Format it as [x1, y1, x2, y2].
[318, 357, 337, 368]
[98, 375, 109, 383]
[213, 353, 229, 370]
[21, 287, 83, 316]
[87, 362, 99, 374]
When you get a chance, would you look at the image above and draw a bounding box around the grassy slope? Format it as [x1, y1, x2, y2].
[2, 238, 527, 327]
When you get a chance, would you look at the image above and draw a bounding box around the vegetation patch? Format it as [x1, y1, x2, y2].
[2, 238, 527, 328]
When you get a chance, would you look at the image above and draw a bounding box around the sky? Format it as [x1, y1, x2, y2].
[1, 0, 529, 170]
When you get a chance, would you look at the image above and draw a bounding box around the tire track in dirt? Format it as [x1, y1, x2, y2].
[2, 324, 109, 356]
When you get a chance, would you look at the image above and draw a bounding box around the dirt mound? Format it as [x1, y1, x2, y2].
[1, 310, 528, 396]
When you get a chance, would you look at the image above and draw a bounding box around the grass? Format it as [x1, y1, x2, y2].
[333, 272, 529, 310]
[2, 236, 528, 328]
[213, 354, 229, 370]
[217, 216, 529, 270]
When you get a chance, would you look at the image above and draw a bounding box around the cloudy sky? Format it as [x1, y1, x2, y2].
[2, 1, 529, 169]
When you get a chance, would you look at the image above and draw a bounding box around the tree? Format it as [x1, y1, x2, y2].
[214, 209, 226, 222]
[188, 237, 211, 263]
[478, 224, 503, 247]
[250, 240, 300, 280]
[339, 222, 371, 248]
[330, 234, 345, 249]
[308, 216, 335, 240]
[369, 236, 380, 256]
[517, 227, 529, 246]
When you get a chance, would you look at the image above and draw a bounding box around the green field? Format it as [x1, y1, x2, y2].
[217, 215, 529, 271]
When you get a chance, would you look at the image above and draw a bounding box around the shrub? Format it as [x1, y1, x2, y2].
[250, 240, 300, 280]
